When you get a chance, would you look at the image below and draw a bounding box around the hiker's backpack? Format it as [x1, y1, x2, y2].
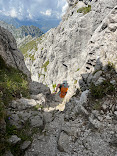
[59, 84, 68, 98]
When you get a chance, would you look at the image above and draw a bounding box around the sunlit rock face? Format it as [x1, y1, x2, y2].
[25, 0, 117, 93]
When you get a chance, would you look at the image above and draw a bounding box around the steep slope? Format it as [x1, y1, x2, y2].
[25, 0, 117, 93]
[0, 26, 51, 155]
[0, 0, 117, 155]
[24, 5, 117, 155]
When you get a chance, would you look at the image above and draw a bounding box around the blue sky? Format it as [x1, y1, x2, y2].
[0, 0, 68, 20]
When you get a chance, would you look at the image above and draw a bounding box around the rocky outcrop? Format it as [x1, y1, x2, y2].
[76, 5, 117, 90]
[25, 0, 117, 93]
[0, 26, 31, 78]
[24, 87, 117, 156]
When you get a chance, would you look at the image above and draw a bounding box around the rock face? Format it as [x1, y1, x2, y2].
[77, 5, 117, 90]
[25, 0, 117, 93]
[0, 26, 31, 78]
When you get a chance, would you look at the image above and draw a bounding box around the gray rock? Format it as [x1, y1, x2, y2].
[0, 26, 31, 79]
[20, 141, 31, 150]
[92, 71, 103, 83]
[29, 81, 51, 95]
[109, 135, 117, 147]
[8, 135, 21, 144]
[43, 112, 53, 123]
[95, 77, 106, 86]
[29, 115, 43, 128]
[110, 80, 116, 85]
[3, 151, 13, 156]
[11, 98, 37, 110]
[114, 111, 117, 116]
[79, 90, 89, 105]
[108, 23, 117, 32]
[58, 131, 71, 152]
[102, 104, 107, 110]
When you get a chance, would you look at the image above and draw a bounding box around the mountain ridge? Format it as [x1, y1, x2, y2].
[0, 15, 61, 33]
[0, 20, 43, 41]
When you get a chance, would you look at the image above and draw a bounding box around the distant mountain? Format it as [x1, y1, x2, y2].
[0, 21, 43, 40]
[0, 15, 61, 33]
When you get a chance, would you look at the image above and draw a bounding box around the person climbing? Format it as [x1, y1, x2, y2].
[54, 80, 69, 98]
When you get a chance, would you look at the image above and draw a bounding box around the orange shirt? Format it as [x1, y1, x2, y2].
[59, 85, 68, 98]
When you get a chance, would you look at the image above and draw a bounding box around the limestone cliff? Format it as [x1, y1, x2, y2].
[25, 0, 117, 93]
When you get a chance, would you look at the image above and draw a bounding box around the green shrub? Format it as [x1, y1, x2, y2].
[77, 5, 91, 14]
[90, 80, 115, 99]
[107, 61, 115, 71]
[92, 101, 102, 111]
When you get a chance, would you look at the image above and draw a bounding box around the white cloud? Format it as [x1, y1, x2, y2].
[62, 2, 68, 15]
[10, 8, 17, 18]
[40, 9, 52, 16]
[0, 0, 68, 20]
[27, 9, 33, 19]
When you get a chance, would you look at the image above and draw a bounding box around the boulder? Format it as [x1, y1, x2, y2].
[58, 131, 71, 152]
[8, 135, 21, 145]
[29, 115, 43, 128]
[20, 141, 31, 150]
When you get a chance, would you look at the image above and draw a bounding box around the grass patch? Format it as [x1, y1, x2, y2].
[33, 104, 44, 111]
[42, 60, 49, 72]
[0, 56, 30, 107]
[29, 54, 35, 61]
[76, 68, 80, 72]
[92, 101, 102, 111]
[77, 5, 91, 14]
[19, 39, 38, 59]
[38, 73, 45, 78]
[74, 80, 77, 84]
